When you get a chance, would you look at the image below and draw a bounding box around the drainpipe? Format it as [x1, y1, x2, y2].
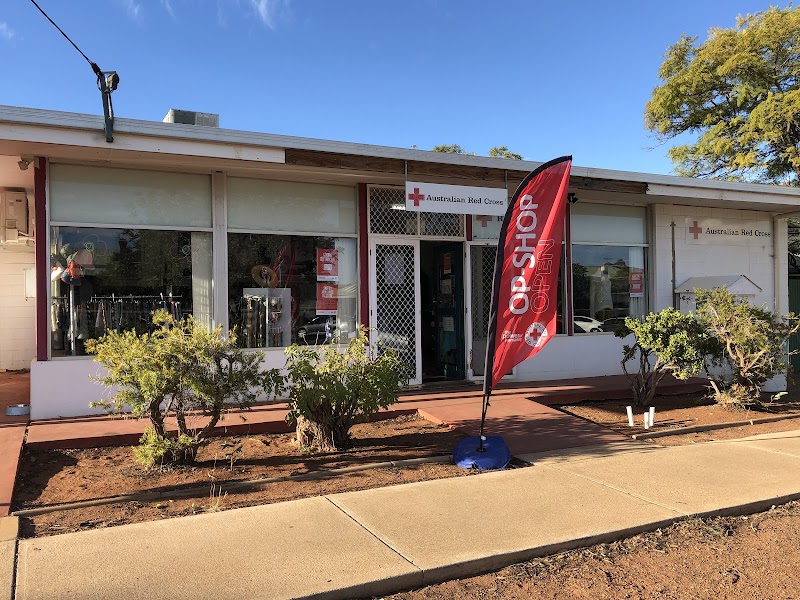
[670, 220, 678, 309]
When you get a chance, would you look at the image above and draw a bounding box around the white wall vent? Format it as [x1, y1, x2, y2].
[162, 109, 219, 127]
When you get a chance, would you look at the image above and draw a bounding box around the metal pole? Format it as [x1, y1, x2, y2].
[477, 393, 491, 452]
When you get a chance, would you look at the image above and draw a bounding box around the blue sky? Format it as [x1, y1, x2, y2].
[0, 0, 785, 174]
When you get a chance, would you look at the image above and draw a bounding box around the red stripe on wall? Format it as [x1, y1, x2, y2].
[358, 183, 369, 328]
[34, 157, 48, 361]
[465, 213, 473, 241]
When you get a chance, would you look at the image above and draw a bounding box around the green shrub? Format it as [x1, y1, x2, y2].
[282, 325, 408, 452]
[696, 288, 800, 407]
[87, 310, 280, 465]
[616, 307, 717, 406]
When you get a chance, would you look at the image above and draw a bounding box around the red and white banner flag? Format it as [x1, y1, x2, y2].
[483, 156, 572, 396]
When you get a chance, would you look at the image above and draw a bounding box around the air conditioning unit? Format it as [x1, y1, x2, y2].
[162, 108, 219, 127]
[0, 191, 29, 244]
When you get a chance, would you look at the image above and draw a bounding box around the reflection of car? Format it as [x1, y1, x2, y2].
[573, 316, 604, 333]
[375, 331, 411, 353]
[601, 317, 629, 333]
[297, 316, 337, 345]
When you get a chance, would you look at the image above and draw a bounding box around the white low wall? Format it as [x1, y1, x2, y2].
[30, 349, 291, 420]
[511, 332, 629, 382]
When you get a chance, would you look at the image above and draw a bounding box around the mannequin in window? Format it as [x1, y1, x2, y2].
[590, 264, 614, 322]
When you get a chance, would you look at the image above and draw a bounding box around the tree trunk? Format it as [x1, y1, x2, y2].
[295, 415, 351, 452]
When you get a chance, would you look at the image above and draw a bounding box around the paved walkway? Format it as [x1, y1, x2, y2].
[5, 429, 800, 600]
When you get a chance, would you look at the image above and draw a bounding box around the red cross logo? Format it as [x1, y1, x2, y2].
[408, 187, 424, 207]
[476, 215, 493, 227]
[689, 220, 703, 240]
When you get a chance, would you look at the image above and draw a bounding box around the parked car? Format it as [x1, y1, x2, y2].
[297, 316, 337, 344]
[601, 317, 629, 333]
[573, 315, 604, 333]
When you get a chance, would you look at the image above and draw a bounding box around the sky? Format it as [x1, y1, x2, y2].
[0, 0, 787, 175]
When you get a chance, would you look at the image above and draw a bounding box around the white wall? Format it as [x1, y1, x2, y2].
[652, 204, 784, 392]
[652, 205, 775, 311]
[30, 349, 290, 419]
[0, 245, 35, 370]
[511, 333, 629, 382]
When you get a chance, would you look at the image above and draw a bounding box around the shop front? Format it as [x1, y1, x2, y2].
[0, 106, 796, 420]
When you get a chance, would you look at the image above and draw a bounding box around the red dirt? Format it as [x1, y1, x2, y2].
[559, 392, 800, 445]
[387, 501, 800, 600]
[14, 415, 474, 538]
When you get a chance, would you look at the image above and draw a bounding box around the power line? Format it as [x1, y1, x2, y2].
[29, 0, 102, 76]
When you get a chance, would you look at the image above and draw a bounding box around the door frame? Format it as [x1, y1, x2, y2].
[368, 237, 423, 385]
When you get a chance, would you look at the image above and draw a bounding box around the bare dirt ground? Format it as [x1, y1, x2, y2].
[14, 415, 474, 538]
[560, 392, 800, 446]
[15, 386, 800, 550]
[383, 500, 800, 600]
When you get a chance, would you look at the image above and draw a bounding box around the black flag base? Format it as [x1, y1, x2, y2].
[453, 435, 511, 470]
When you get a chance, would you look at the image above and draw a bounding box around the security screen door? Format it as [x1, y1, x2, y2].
[369, 239, 421, 385]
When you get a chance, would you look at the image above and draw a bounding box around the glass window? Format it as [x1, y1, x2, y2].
[50, 226, 213, 357]
[227, 233, 357, 348]
[227, 178, 356, 234]
[571, 245, 647, 333]
[571, 204, 646, 244]
[472, 215, 504, 239]
[49, 165, 212, 228]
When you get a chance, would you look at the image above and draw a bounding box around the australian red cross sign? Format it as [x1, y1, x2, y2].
[405, 181, 508, 215]
[685, 217, 771, 245]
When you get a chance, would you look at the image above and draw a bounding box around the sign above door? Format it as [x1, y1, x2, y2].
[405, 181, 508, 216]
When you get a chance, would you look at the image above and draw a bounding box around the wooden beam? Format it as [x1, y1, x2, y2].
[284, 149, 648, 195]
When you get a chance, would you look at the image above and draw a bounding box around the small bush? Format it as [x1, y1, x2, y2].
[282, 325, 408, 452]
[87, 310, 280, 465]
[696, 288, 800, 407]
[616, 308, 717, 406]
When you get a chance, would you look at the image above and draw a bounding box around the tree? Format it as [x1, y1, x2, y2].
[432, 144, 475, 155]
[489, 146, 523, 160]
[645, 7, 800, 184]
[432, 144, 522, 158]
[282, 326, 408, 452]
[695, 287, 800, 406]
[87, 311, 280, 465]
[615, 308, 716, 406]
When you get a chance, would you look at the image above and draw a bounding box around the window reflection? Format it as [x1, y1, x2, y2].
[572, 245, 646, 333]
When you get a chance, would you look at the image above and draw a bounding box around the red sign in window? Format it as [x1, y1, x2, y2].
[630, 272, 644, 298]
[317, 248, 339, 282]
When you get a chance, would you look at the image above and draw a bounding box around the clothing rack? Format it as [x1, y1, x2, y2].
[51, 293, 189, 356]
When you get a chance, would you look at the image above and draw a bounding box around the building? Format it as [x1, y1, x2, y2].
[0, 105, 797, 419]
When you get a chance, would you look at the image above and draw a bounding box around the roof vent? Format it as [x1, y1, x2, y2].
[163, 109, 219, 127]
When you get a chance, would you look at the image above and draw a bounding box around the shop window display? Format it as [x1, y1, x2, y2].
[228, 233, 357, 348]
[50, 227, 212, 357]
[571, 245, 647, 332]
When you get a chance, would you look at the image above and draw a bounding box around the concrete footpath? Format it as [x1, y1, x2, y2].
[7, 429, 800, 600]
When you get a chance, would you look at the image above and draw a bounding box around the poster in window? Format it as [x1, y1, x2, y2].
[316, 248, 339, 282]
[629, 272, 644, 298]
[443, 252, 452, 275]
[316, 283, 339, 315]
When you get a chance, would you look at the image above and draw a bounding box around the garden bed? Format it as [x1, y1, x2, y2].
[14, 414, 475, 538]
[559, 392, 800, 446]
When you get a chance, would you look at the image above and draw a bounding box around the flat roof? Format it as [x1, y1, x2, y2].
[2, 104, 800, 211]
